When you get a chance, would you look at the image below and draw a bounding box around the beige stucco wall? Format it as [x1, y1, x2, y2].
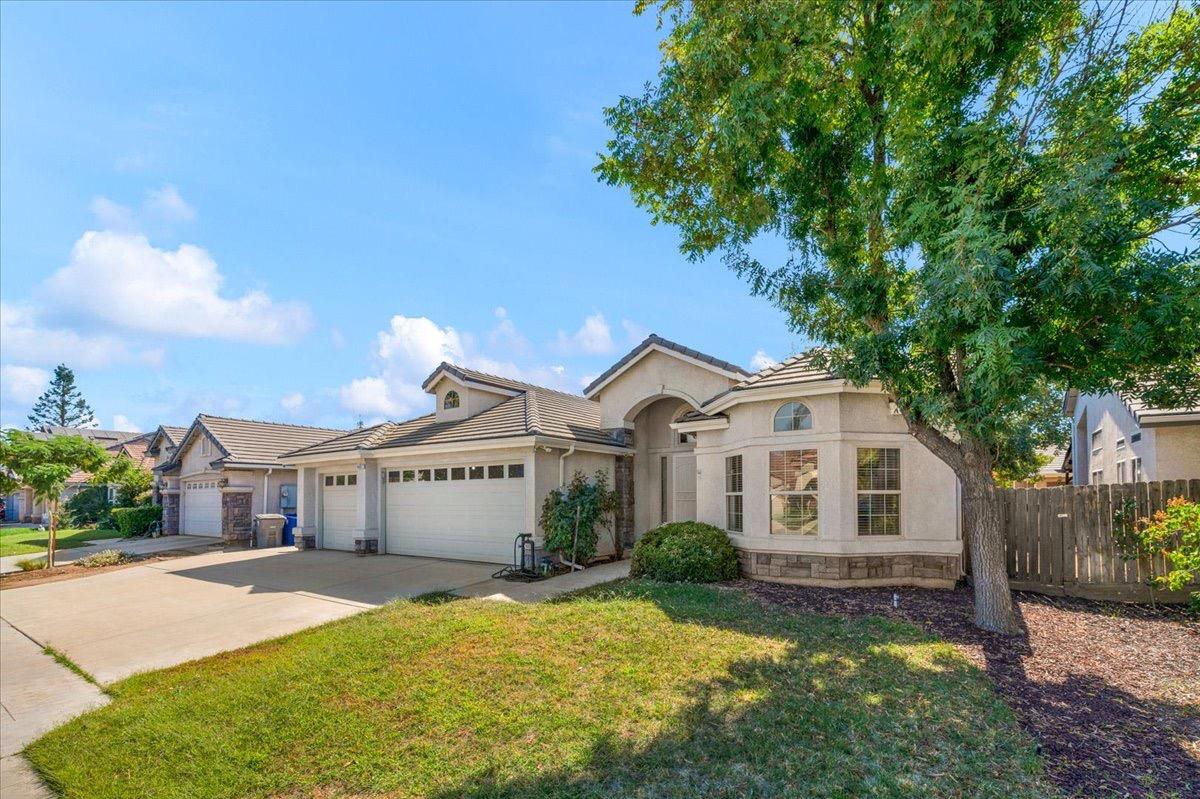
[632, 397, 695, 535]
[694, 391, 961, 559]
[1153, 424, 1200, 480]
[433, 379, 511, 424]
[592, 349, 739, 429]
[534, 447, 619, 556]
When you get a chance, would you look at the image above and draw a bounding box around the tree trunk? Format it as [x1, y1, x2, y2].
[47, 498, 58, 569]
[958, 453, 1020, 634]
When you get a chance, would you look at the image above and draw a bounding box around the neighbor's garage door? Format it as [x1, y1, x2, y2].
[385, 462, 525, 563]
[321, 473, 358, 551]
[181, 480, 221, 536]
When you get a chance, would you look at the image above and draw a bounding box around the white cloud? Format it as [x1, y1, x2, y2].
[579, 373, 599, 389]
[42, 231, 311, 345]
[112, 414, 141, 432]
[0, 302, 161, 369]
[751, 350, 778, 371]
[621, 319, 651, 345]
[487, 306, 529, 354]
[89, 197, 137, 232]
[555, 313, 614, 355]
[0, 365, 50, 403]
[144, 185, 195, 223]
[339, 313, 578, 419]
[280, 392, 306, 413]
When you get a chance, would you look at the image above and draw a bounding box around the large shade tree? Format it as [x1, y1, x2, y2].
[599, 0, 1200, 632]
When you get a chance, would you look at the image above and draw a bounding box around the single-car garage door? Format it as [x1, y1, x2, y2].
[321, 473, 358, 551]
[385, 462, 525, 563]
[181, 480, 221, 536]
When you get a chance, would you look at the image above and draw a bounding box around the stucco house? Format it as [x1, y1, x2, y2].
[1063, 389, 1200, 485]
[154, 415, 345, 540]
[285, 335, 962, 587]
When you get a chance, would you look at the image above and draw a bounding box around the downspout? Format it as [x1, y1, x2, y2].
[557, 444, 584, 571]
[262, 468, 273, 513]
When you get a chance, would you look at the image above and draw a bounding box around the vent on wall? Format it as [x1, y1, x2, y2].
[1131, 432, 1142, 443]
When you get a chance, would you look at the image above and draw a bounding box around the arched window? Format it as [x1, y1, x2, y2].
[443, 390, 460, 409]
[773, 402, 812, 432]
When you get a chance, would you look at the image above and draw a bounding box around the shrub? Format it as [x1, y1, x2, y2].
[539, 470, 620, 564]
[110, 505, 162, 537]
[17, 557, 45, 571]
[630, 521, 739, 583]
[66, 486, 110, 526]
[76, 549, 132, 568]
[1114, 496, 1200, 606]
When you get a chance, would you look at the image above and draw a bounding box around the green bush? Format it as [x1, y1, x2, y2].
[76, 549, 132, 568]
[66, 486, 110, 526]
[630, 521, 739, 583]
[110, 505, 162, 537]
[17, 557, 45, 571]
[539, 470, 619, 564]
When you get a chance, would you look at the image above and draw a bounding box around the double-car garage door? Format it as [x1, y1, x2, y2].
[320, 462, 526, 563]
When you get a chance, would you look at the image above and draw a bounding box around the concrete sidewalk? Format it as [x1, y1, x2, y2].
[0, 534, 220, 574]
[455, 558, 630, 602]
[1, 619, 109, 799]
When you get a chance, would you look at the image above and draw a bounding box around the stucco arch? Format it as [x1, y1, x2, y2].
[620, 388, 703, 427]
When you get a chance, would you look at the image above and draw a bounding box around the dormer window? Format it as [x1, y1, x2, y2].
[773, 402, 812, 432]
[443, 390, 460, 409]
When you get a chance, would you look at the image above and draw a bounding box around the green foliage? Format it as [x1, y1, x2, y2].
[630, 521, 739, 583]
[0, 431, 109, 506]
[1114, 496, 1200, 604]
[598, 1, 1200, 477]
[16, 557, 45, 571]
[92, 455, 154, 506]
[66, 486, 111, 526]
[26, 364, 96, 429]
[76, 548, 133, 569]
[110, 505, 162, 537]
[538, 470, 620, 563]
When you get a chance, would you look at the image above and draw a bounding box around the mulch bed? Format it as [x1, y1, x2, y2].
[738, 579, 1199, 798]
[0, 546, 216, 589]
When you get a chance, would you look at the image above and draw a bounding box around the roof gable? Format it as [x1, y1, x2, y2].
[583, 334, 751, 398]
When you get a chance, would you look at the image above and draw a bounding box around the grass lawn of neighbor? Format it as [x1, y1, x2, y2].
[0, 525, 122, 557]
[26, 581, 1054, 799]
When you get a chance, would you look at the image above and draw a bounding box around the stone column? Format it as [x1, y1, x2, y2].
[220, 486, 254, 545]
[614, 455, 635, 548]
[161, 489, 180, 535]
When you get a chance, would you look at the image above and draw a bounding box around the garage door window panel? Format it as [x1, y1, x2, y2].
[469, 466, 485, 480]
[507, 464, 524, 478]
[488, 465, 505, 479]
[451, 467, 466, 480]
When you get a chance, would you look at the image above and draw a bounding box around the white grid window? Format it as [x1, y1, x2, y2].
[857, 448, 900, 536]
[725, 455, 743, 533]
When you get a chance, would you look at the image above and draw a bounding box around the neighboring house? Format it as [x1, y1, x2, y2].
[4, 426, 143, 523]
[285, 334, 962, 587]
[1011, 446, 1068, 488]
[154, 415, 346, 541]
[145, 425, 189, 504]
[1063, 389, 1200, 485]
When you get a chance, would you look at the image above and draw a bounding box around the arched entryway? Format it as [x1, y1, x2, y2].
[625, 395, 698, 537]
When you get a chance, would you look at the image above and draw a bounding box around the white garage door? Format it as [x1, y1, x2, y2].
[321, 473, 359, 551]
[385, 462, 526, 563]
[181, 480, 221, 537]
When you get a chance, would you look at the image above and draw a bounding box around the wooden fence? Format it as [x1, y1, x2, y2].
[996, 479, 1200, 602]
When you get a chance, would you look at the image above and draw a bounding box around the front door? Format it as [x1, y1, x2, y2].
[672, 453, 697, 522]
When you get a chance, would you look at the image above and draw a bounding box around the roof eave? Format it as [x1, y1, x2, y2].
[584, 339, 749, 399]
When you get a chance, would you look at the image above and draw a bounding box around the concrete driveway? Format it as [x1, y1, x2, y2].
[0, 547, 500, 685]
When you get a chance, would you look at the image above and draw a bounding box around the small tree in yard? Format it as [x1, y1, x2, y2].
[598, 1, 1199, 632]
[1114, 497, 1200, 609]
[0, 431, 109, 567]
[92, 454, 154, 507]
[26, 364, 96, 429]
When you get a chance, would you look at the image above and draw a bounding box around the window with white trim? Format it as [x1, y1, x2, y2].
[769, 449, 818, 535]
[1115, 437, 1126, 452]
[725, 455, 743, 533]
[468, 466, 484, 480]
[507, 464, 524, 478]
[1091, 468, 1103, 484]
[857, 448, 900, 536]
[1131, 457, 1142, 482]
[443, 391, 460, 409]
[773, 402, 813, 433]
[1116, 461, 1127, 483]
[451, 467, 466, 480]
[488, 464, 505, 479]
[1090, 428, 1102, 464]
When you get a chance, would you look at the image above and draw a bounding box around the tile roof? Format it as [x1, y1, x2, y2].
[701, 350, 839, 407]
[158, 425, 189, 446]
[34, 426, 142, 445]
[583, 334, 751, 396]
[288, 366, 619, 459]
[195, 415, 347, 466]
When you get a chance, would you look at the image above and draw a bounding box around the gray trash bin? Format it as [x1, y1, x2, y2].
[254, 514, 286, 548]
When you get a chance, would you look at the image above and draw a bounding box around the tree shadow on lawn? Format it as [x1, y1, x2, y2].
[427, 582, 1054, 799]
[742, 582, 1200, 798]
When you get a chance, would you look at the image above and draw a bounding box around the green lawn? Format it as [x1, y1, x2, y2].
[26, 581, 1054, 799]
[0, 525, 123, 557]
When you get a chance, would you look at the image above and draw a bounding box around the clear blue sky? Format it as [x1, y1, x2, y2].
[0, 1, 801, 433]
